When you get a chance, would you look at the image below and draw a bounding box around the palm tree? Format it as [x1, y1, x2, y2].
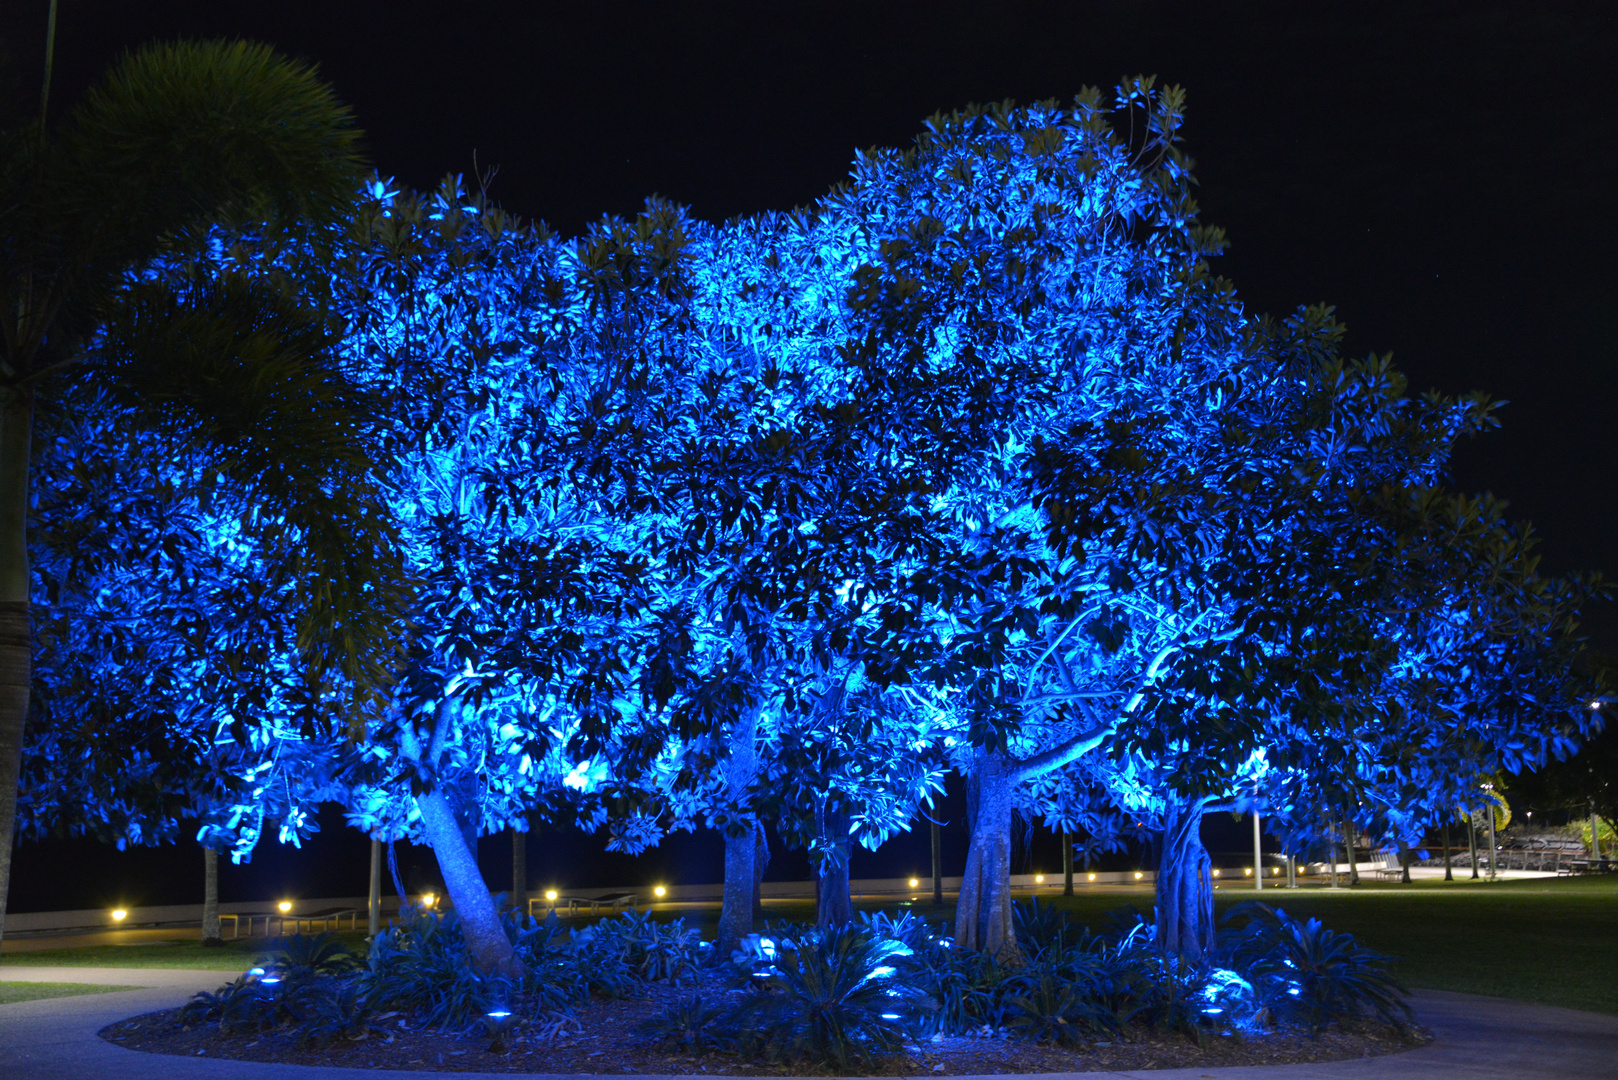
[0, 39, 402, 945]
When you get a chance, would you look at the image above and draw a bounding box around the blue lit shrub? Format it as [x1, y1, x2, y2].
[636, 995, 724, 1054]
[365, 910, 525, 1030]
[1223, 902, 1412, 1035]
[717, 924, 927, 1069]
[266, 932, 366, 979]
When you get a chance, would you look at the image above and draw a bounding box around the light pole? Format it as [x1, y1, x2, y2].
[1483, 782, 1499, 881]
[1253, 810, 1263, 892]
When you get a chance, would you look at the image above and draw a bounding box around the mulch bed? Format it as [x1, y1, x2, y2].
[101, 972, 1431, 1075]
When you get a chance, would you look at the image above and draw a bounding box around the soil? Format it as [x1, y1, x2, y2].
[102, 973, 1432, 1075]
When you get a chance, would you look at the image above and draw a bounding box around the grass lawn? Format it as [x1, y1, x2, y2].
[680, 877, 1618, 1016]
[4, 875, 1612, 1015]
[0, 981, 144, 1004]
[1043, 875, 1618, 1016]
[0, 934, 369, 972]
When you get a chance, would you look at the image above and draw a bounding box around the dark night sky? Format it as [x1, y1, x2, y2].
[5, 1, 1615, 911]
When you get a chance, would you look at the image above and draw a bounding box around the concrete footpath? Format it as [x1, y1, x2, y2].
[2, 966, 1615, 1079]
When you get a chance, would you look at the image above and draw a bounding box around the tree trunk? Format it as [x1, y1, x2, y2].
[1442, 821, 1453, 881]
[416, 789, 522, 978]
[201, 846, 223, 945]
[716, 705, 760, 956]
[954, 750, 1016, 959]
[0, 388, 34, 949]
[1467, 814, 1479, 879]
[931, 817, 944, 906]
[752, 820, 769, 923]
[1341, 815, 1360, 885]
[369, 838, 382, 937]
[814, 799, 853, 927]
[1062, 831, 1074, 896]
[1154, 798, 1214, 959]
[511, 825, 527, 915]
[1396, 836, 1412, 884]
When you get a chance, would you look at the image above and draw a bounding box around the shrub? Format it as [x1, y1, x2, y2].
[1000, 970, 1111, 1045]
[719, 924, 925, 1069]
[264, 932, 366, 980]
[365, 909, 522, 1030]
[637, 995, 723, 1053]
[1223, 902, 1412, 1035]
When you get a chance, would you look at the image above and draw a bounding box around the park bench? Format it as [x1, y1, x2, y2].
[1369, 852, 1405, 882]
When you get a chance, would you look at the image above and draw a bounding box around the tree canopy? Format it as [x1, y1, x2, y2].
[17, 76, 1606, 968]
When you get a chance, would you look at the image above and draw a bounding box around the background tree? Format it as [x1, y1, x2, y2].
[0, 39, 401, 944]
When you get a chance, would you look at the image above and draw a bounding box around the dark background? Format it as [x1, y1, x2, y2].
[5, 1, 1614, 911]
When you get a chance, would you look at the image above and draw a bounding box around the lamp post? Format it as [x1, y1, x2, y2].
[1483, 782, 1498, 881]
[1253, 810, 1263, 892]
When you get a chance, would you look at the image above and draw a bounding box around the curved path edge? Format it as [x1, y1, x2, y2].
[2, 968, 1614, 1079]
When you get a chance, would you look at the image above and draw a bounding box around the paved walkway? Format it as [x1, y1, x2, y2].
[3, 966, 1615, 1078]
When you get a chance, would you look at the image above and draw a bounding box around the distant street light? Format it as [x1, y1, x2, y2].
[110, 909, 127, 923]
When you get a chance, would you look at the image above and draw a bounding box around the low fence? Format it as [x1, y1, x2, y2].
[8, 871, 1161, 936]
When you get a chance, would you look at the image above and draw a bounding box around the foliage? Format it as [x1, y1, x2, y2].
[719, 924, 924, 1069]
[265, 932, 365, 980]
[636, 995, 724, 1054]
[365, 910, 524, 1030]
[1223, 902, 1412, 1035]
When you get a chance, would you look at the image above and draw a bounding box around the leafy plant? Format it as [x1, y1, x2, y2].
[1000, 970, 1111, 1045]
[720, 925, 924, 1069]
[264, 932, 365, 981]
[637, 995, 723, 1053]
[1224, 902, 1413, 1034]
[291, 979, 373, 1047]
[365, 909, 521, 1030]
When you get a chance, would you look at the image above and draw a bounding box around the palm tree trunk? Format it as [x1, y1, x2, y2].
[931, 817, 943, 906]
[416, 789, 522, 978]
[368, 838, 382, 937]
[1442, 821, 1453, 881]
[0, 387, 35, 949]
[510, 825, 527, 915]
[201, 846, 222, 944]
[1062, 831, 1074, 896]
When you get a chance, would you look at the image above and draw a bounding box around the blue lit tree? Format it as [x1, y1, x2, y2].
[22, 70, 1601, 980]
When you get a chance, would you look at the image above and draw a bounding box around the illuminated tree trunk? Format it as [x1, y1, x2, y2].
[955, 751, 1016, 959]
[716, 704, 760, 956]
[814, 799, 853, 927]
[416, 789, 522, 978]
[201, 846, 223, 945]
[0, 387, 32, 948]
[1154, 798, 1214, 958]
[751, 821, 769, 923]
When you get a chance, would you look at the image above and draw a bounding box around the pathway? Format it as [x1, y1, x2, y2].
[2, 966, 1613, 1078]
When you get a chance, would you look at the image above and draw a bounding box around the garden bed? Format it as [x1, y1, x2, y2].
[102, 968, 1430, 1075]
